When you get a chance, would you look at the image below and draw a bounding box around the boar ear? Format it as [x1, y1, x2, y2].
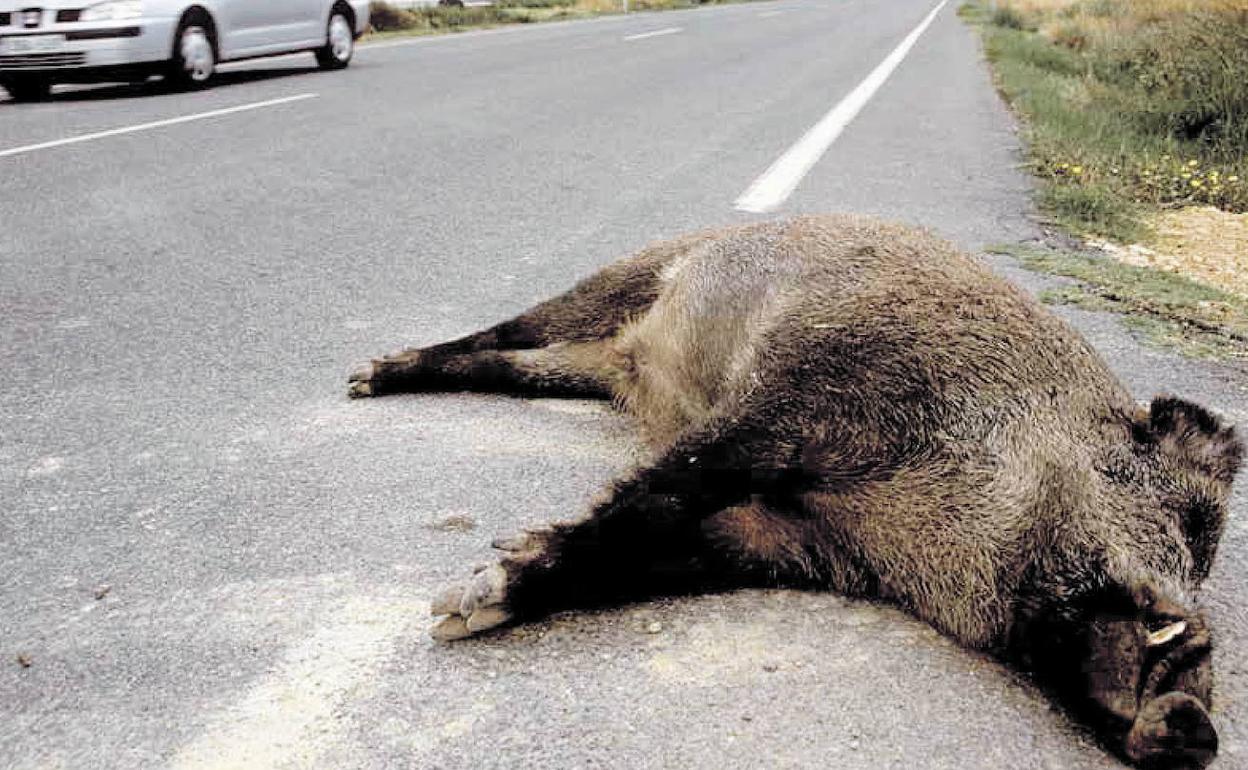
[1137, 396, 1243, 484]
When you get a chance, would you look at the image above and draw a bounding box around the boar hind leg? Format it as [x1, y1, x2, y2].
[429, 421, 805, 640]
[349, 251, 666, 398]
[349, 340, 620, 399]
[701, 501, 828, 588]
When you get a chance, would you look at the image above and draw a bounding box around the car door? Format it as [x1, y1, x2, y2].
[254, 0, 324, 51]
[209, 0, 261, 60]
[219, 0, 323, 58]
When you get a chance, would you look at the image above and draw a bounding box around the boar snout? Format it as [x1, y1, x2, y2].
[1124, 692, 1217, 769]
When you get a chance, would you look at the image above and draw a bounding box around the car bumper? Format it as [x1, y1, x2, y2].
[0, 17, 176, 77]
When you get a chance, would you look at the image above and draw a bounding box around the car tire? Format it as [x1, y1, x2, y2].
[1, 76, 52, 102]
[166, 17, 217, 89]
[316, 9, 354, 71]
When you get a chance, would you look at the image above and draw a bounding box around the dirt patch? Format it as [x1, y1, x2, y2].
[1092, 207, 1248, 299]
[992, 243, 1248, 364]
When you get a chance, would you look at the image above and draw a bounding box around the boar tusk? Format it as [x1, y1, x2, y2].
[1146, 621, 1187, 647]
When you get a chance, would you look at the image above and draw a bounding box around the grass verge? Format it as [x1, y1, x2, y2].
[966, 1, 1248, 366]
[961, 0, 1248, 243]
[989, 244, 1248, 363]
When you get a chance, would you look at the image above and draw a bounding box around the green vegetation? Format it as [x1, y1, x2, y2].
[988, 4, 1032, 31]
[963, 0, 1248, 242]
[368, 0, 748, 35]
[369, 2, 518, 32]
[989, 244, 1248, 362]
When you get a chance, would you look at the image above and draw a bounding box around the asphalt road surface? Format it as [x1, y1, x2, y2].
[3, 1, 1247, 768]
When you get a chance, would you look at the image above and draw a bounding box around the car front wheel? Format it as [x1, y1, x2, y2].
[1, 75, 52, 102]
[316, 11, 354, 71]
[167, 21, 216, 89]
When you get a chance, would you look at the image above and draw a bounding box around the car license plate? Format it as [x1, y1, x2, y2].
[0, 36, 67, 55]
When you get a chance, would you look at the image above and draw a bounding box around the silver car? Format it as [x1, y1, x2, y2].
[0, 1, 370, 101]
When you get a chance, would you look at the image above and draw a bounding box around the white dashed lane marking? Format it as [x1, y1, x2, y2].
[0, 93, 318, 159]
[623, 27, 683, 41]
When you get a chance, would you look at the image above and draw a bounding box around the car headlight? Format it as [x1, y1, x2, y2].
[80, 0, 143, 22]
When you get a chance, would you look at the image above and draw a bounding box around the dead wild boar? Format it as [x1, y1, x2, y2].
[349, 214, 1241, 768]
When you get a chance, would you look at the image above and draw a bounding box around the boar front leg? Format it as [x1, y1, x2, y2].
[349, 340, 621, 399]
[349, 247, 669, 399]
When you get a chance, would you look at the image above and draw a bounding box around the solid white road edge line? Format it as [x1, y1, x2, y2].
[0, 93, 319, 160]
[623, 27, 683, 41]
[733, 0, 949, 213]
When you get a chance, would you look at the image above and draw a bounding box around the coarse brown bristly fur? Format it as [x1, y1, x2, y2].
[349, 214, 1242, 769]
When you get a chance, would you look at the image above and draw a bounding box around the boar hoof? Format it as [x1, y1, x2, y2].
[1124, 692, 1217, 769]
[491, 533, 539, 553]
[429, 564, 512, 641]
[430, 615, 472, 642]
[347, 362, 379, 398]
